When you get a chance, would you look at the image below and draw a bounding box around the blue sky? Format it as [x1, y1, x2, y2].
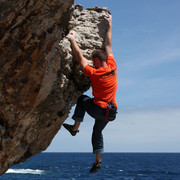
[46, 0, 180, 152]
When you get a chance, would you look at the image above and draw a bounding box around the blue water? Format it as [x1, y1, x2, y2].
[1, 153, 180, 180]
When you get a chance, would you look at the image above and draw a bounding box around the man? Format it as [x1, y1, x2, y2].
[63, 14, 117, 173]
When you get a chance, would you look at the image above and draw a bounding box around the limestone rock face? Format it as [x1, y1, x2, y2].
[0, 0, 109, 175]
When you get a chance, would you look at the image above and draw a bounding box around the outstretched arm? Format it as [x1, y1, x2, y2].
[66, 32, 88, 70]
[105, 14, 113, 56]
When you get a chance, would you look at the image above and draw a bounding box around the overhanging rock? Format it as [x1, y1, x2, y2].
[0, 0, 109, 175]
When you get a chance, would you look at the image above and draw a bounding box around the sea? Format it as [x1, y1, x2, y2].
[1, 153, 180, 180]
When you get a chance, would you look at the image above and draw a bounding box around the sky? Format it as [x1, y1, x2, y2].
[46, 0, 180, 152]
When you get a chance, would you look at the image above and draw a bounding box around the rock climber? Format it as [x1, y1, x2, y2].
[63, 14, 117, 173]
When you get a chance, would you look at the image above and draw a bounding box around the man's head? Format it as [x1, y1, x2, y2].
[92, 49, 107, 62]
[91, 50, 107, 68]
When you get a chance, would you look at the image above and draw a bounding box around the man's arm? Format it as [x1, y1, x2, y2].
[66, 32, 88, 70]
[105, 15, 113, 56]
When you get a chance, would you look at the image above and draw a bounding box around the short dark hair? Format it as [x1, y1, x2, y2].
[92, 49, 107, 62]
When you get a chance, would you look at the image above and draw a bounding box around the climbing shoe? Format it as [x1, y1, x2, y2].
[90, 161, 101, 173]
[63, 123, 79, 136]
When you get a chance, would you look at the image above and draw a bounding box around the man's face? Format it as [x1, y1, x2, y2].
[92, 57, 103, 69]
[92, 57, 99, 68]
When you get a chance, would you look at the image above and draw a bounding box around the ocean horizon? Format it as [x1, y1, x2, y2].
[2, 152, 180, 179]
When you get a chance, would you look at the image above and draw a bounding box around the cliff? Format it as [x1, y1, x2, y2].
[0, 0, 109, 175]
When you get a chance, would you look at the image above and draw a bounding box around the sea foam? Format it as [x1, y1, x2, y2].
[6, 169, 44, 174]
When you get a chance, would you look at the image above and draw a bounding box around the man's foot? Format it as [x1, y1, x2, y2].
[63, 123, 79, 136]
[90, 161, 101, 173]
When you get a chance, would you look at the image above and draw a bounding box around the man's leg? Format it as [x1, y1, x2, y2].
[90, 119, 108, 173]
[96, 153, 102, 162]
[63, 95, 91, 135]
[92, 119, 108, 155]
[72, 121, 81, 131]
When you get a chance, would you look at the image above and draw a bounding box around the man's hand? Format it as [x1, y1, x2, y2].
[65, 31, 88, 70]
[66, 31, 75, 41]
[104, 14, 112, 27]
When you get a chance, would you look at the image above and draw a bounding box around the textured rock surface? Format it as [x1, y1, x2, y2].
[0, 0, 109, 175]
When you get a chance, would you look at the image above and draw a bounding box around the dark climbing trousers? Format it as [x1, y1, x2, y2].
[72, 95, 108, 154]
